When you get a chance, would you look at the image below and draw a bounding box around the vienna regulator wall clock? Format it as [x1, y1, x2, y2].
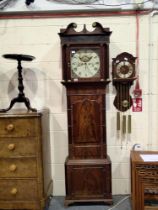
[59, 22, 112, 206]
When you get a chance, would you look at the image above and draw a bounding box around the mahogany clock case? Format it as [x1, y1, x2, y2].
[64, 84, 112, 206]
[59, 22, 112, 206]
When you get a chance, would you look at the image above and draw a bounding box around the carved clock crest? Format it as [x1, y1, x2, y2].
[59, 22, 112, 206]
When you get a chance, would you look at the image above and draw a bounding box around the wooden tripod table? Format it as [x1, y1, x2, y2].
[0, 54, 37, 112]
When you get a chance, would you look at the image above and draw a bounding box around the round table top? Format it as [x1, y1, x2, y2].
[2, 54, 35, 61]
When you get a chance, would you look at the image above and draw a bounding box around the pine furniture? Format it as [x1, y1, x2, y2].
[0, 110, 50, 210]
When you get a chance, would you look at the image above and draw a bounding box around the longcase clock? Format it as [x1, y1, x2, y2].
[59, 22, 112, 206]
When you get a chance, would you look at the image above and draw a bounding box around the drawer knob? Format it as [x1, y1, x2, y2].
[9, 164, 17, 172]
[8, 144, 15, 151]
[6, 124, 14, 132]
[10, 188, 17, 195]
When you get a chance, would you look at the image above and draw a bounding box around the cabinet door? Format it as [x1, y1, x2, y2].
[68, 94, 106, 144]
[72, 97, 101, 144]
[66, 163, 111, 199]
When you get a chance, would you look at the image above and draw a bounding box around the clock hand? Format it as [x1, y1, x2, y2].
[85, 63, 93, 75]
[84, 63, 87, 71]
[78, 62, 84, 67]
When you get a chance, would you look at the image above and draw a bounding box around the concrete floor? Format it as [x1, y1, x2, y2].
[49, 195, 132, 210]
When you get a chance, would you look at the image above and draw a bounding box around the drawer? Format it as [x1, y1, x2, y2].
[0, 117, 39, 137]
[0, 179, 38, 201]
[0, 138, 36, 158]
[0, 158, 37, 178]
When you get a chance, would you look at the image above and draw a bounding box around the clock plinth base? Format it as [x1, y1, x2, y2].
[64, 198, 113, 207]
[65, 157, 112, 206]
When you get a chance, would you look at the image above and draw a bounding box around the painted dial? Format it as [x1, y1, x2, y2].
[116, 61, 134, 78]
[70, 49, 100, 78]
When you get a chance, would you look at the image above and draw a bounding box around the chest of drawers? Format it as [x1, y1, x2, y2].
[0, 110, 50, 210]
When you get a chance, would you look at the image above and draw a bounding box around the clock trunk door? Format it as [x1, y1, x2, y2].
[67, 91, 106, 159]
[72, 97, 101, 143]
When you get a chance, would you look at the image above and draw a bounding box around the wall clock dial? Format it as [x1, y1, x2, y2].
[115, 61, 134, 79]
[113, 52, 135, 80]
[70, 49, 100, 78]
[59, 22, 112, 206]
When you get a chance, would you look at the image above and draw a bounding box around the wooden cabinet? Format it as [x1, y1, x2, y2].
[0, 110, 50, 210]
[131, 151, 158, 210]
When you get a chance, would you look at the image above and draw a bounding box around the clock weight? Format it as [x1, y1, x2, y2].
[112, 52, 137, 143]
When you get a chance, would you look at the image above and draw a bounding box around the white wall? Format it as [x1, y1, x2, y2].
[1, 0, 156, 12]
[0, 13, 158, 196]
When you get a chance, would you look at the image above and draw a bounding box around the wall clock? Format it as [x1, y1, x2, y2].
[112, 52, 136, 139]
[59, 22, 112, 206]
[112, 52, 136, 112]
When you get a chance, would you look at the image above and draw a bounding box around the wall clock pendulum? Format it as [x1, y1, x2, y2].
[112, 52, 137, 141]
[59, 22, 112, 206]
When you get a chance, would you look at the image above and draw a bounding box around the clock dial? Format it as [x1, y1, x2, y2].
[115, 61, 134, 79]
[70, 49, 100, 79]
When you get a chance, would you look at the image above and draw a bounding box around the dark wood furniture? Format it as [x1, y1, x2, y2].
[0, 54, 36, 113]
[0, 110, 51, 210]
[112, 52, 136, 112]
[131, 150, 158, 210]
[59, 22, 112, 206]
